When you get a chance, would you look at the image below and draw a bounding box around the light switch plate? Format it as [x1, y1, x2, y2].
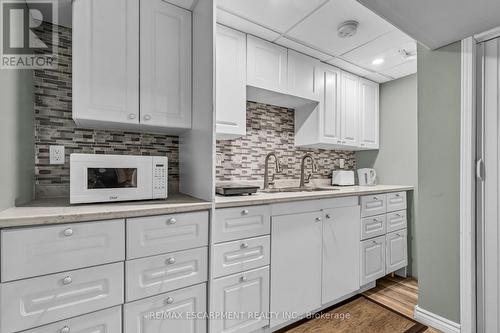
[49, 145, 65, 165]
[339, 158, 345, 169]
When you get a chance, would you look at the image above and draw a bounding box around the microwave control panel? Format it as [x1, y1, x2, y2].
[152, 156, 168, 199]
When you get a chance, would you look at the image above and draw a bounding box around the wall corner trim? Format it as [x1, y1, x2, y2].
[414, 305, 461, 333]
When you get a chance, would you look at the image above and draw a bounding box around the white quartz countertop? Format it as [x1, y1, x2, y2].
[215, 185, 414, 208]
[0, 194, 212, 228]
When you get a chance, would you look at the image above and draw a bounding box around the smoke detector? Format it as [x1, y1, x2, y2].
[337, 20, 359, 38]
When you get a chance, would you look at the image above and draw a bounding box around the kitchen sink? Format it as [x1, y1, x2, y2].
[260, 187, 339, 193]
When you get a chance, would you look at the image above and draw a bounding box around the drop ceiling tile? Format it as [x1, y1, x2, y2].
[164, 0, 195, 10]
[217, 0, 327, 33]
[286, 0, 395, 56]
[381, 60, 417, 79]
[217, 9, 281, 42]
[363, 72, 393, 83]
[342, 30, 413, 62]
[275, 37, 333, 61]
[326, 58, 372, 77]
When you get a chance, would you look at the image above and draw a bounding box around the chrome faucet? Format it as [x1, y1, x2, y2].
[263, 153, 282, 189]
[299, 153, 318, 188]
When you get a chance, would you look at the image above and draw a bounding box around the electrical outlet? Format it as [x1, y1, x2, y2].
[339, 158, 345, 169]
[49, 145, 65, 165]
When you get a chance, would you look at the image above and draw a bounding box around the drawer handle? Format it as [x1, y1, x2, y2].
[165, 297, 174, 305]
[315, 217, 322, 222]
[166, 257, 176, 265]
[60, 326, 70, 333]
[373, 218, 378, 222]
[372, 240, 377, 245]
[240, 243, 249, 249]
[63, 228, 73, 237]
[167, 218, 177, 225]
[396, 233, 401, 237]
[395, 193, 401, 197]
[240, 276, 247, 283]
[325, 214, 331, 219]
[396, 213, 403, 217]
[62, 276, 72, 285]
[373, 196, 379, 200]
[241, 209, 249, 216]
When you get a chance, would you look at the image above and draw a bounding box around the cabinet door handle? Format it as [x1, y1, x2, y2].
[166, 257, 176, 265]
[128, 113, 136, 120]
[165, 297, 174, 305]
[240, 243, 249, 249]
[315, 217, 322, 222]
[60, 326, 70, 333]
[62, 276, 72, 285]
[63, 228, 73, 237]
[143, 114, 151, 121]
[325, 214, 331, 219]
[240, 276, 247, 283]
[167, 218, 177, 225]
[241, 209, 249, 215]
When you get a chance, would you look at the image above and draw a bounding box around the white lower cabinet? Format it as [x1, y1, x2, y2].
[126, 246, 208, 302]
[20, 306, 122, 333]
[271, 211, 322, 328]
[360, 236, 386, 286]
[0, 262, 124, 333]
[124, 283, 207, 333]
[211, 266, 270, 333]
[386, 230, 408, 273]
[322, 206, 360, 305]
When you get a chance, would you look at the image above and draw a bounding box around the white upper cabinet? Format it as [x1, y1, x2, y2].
[287, 50, 320, 101]
[140, 0, 192, 130]
[216, 25, 247, 139]
[73, 0, 139, 127]
[340, 71, 360, 147]
[247, 35, 288, 94]
[359, 78, 380, 149]
[320, 66, 341, 144]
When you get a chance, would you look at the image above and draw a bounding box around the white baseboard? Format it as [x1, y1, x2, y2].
[414, 305, 461, 333]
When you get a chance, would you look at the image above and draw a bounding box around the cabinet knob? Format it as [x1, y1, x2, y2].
[63, 228, 73, 237]
[165, 297, 174, 305]
[396, 233, 401, 237]
[62, 276, 72, 285]
[395, 193, 401, 197]
[60, 326, 70, 333]
[373, 218, 378, 222]
[241, 209, 249, 216]
[166, 257, 176, 265]
[373, 196, 379, 200]
[240, 243, 249, 249]
[143, 114, 151, 121]
[315, 217, 322, 222]
[396, 213, 402, 217]
[128, 113, 136, 120]
[325, 214, 331, 219]
[372, 240, 377, 244]
[167, 218, 177, 225]
[240, 276, 247, 283]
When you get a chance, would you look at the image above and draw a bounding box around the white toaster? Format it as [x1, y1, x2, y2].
[331, 170, 355, 186]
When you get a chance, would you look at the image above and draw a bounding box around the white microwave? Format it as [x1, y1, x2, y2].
[70, 154, 168, 204]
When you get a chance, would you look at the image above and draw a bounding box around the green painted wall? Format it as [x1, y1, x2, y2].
[0, 69, 35, 211]
[417, 41, 461, 323]
[357, 73, 418, 277]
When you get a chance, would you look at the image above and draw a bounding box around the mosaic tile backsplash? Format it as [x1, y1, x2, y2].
[216, 102, 356, 182]
[33, 24, 179, 198]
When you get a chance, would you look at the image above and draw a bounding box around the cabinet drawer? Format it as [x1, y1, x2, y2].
[361, 215, 386, 240]
[387, 192, 407, 212]
[21, 306, 122, 333]
[360, 194, 387, 217]
[124, 283, 207, 333]
[126, 246, 208, 302]
[127, 211, 209, 259]
[386, 229, 408, 273]
[211, 267, 270, 333]
[213, 205, 270, 243]
[212, 236, 270, 278]
[360, 236, 386, 285]
[386, 210, 407, 233]
[1, 219, 124, 281]
[0, 262, 124, 333]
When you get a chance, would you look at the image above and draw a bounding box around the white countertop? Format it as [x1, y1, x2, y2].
[0, 194, 212, 228]
[215, 185, 414, 208]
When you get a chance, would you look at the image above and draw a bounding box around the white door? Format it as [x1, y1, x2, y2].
[287, 50, 320, 101]
[124, 283, 206, 333]
[271, 211, 322, 328]
[322, 206, 360, 305]
[478, 37, 500, 333]
[216, 25, 247, 139]
[320, 65, 342, 145]
[140, 0, 192, 129]
[340, 71, 360, 147]
[360, 236, 386, 285]
[247, 35, 288, 94]
[72, 0, 139, 125]
[210, 267, 270, 333]
[385, 230, 407, 273]
[359, 79, 379, 149]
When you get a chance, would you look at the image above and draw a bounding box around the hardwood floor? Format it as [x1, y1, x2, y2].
[363, 276, 441, 333]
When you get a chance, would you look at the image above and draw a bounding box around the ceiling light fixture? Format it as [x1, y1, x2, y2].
[372, 58, 384, 65]
[337, 20, 359, 38]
